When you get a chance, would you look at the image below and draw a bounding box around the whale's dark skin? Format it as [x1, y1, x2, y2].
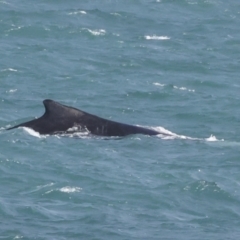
[7, 99, 164, 137]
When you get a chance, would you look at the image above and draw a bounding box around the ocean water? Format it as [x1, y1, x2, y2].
[1, 0, 240, 239]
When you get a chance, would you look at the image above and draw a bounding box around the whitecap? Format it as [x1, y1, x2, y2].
[36, 182, 55, 190]
[59, 186, 82, 193]
[8, 89, 17, 93]
[68, 10, 87, 15]
[7, 26, 22, 32]
[13, 236, 23, 239]
[8, 68, 18, 72]
[86, 28, 106, 36]
[173, 85, 195, 92]
[153, 82, 165, 87]
[110, 12, 121, 16]
[145, 35, 170, 40]
[205, 134, 224, 142]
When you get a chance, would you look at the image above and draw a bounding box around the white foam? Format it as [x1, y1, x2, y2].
[154, 127, 192, 140]
[153, 83, 195, 92]
[145, 35, 170, 40]
[37, 182, 54, 190]
[86, 28, 106, 36]
[59, 186, 82, 193]
[153, 82, 165, 87]
[13, 235, 23, 239]
[22, 126, 90, 139]
[152, 127, 223, 142]
[8, 89, 17, 93]
[23, 127, 46, 138]
[67, 126, 80, 132]
[7, 26, 22, 32]
[205, 134, 224, 142]
[60, 128, 90, 138]
[68, 10, 87, 15]
[110, 12, 121, 16]
[66, 126, 89, 133]
[152, 126, 176, 136]
[44, 186, 82, 195]
[113, 33, 120, 37]
[8, 68, 18, 71]
[45, 190, 54, 194]
[173, 85, 195, 92]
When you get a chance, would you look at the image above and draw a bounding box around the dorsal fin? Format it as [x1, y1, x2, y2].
[43, 99, 84, 118]
[43, 99, 62, 115]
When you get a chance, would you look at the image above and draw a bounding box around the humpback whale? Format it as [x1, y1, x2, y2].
[8, 99, 163, 136]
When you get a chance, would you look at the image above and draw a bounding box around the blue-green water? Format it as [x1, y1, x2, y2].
[1, 0, 240, 239]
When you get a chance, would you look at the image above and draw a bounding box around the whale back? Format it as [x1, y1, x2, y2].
[8, 99, 160, 136]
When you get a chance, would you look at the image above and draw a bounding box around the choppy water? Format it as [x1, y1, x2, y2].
[1, 0, 240, 239]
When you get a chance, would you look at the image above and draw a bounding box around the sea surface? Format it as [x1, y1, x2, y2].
[1, 0, 240, 239]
